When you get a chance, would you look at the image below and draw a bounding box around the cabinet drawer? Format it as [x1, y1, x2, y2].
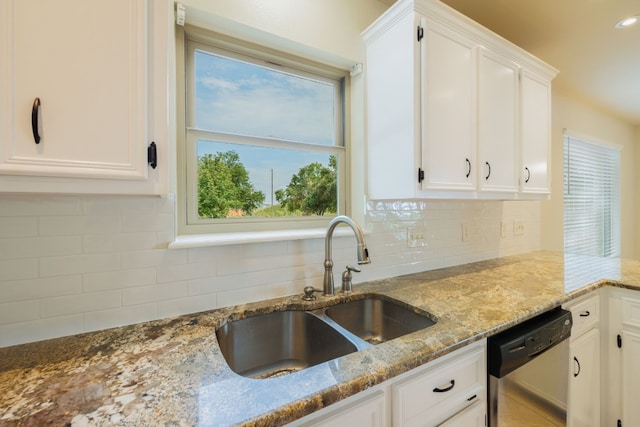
[565, 293, 599, 338]
[392, 345, 485, 426]
[622, 296, 640, 328]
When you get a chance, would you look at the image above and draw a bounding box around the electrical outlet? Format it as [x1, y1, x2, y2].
[501, 221, 509, 238]
[513, 220, 525, 236]
[407, 226, 427, 247]
[461, 223, 469, 242]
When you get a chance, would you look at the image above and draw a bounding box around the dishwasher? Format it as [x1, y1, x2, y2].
[487, 307, 573, 426]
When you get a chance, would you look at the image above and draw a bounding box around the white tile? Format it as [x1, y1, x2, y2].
[123, 282, 188, 305]
[40, 290, 121, 318]
[84, 303, 157, 332]
[121, 214, 174, 233]
[0, 314, 84, 348]
[156, 262, 217, 284]
[155, 231, 175, 248]
[217, 286, 270, 309]
[82, 232, 157, 253]
[0, 300, 40, 324]
[40, 253, 121, 277]
[121, 249, 187, 269]
[0, 195, 83, 217]
[157, 293, 217, 318]
[215, 244, 299, 276]
[83, 268, 156, 292]
[39, 215, 121, 236]
[83, 197, 156, 216]
[0, 217, 38, 238]
[0, 236, 81, 260]
[0, 258, 38, 281]
[155, 195, 175, 215]
[186, 246, 227, 264]
[0, 275, 83, 303]
[188, 276, 233, 296]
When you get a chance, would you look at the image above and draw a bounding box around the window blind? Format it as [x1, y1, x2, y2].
[563, 133, 621, 257]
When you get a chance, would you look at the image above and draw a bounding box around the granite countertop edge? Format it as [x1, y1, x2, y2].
[1, 251, 639, 426]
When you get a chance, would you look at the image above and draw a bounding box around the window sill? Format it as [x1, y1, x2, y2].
[169, 227, 361, 249]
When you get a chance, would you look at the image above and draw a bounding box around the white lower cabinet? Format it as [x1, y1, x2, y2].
[622, 329, 640, 426]
[391, 341, 485, 426]
[604, 287, 640, 427]
[437, 401, 485, 427]
[568, 328, 600, 427]
[563, 292, 601, 427]
[290, 340, 486, 427]
[297, 390, 387, 427]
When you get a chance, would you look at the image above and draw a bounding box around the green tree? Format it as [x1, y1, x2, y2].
[198, 151, 265, 218]
[276, 155, 337, 216]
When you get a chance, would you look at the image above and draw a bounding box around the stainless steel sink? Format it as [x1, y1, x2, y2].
[324, 296, 437, 345]
[216, 310, 357, 379]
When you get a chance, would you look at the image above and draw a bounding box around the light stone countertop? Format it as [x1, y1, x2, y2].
[1, 251, 639, 426]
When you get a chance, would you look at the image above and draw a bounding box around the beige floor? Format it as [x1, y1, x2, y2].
[498, 381, 566, 426]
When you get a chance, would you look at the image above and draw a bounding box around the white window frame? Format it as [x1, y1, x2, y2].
[563, 130, 621, 257]
[176, 26, 351, 237]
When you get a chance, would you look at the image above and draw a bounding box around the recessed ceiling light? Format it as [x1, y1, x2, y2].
[615, 15, 640, 29]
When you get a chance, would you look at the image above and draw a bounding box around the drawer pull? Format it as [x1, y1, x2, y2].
[579, 310, 590, 317]
[433, 379, 455, 393]
[573, 356, 581, 377]
[32, 97, 42, 144]
[467, 394, 477, 402]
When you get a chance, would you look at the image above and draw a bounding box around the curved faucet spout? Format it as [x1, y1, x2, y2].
[323, 215, 371, 296]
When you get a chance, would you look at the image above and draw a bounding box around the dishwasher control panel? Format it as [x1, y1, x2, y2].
[487, 307, 572, 377]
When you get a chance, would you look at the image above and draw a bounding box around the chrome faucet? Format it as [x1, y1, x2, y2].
[323, 215, 371, 295]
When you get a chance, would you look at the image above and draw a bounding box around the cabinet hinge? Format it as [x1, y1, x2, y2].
[417, 25, 424, 42]
[418, 168, 425, 183]
[618, 334, 622, 348]
[148, 141, 158, 169]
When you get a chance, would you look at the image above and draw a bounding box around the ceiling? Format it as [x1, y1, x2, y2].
[384, 0, 640, 125]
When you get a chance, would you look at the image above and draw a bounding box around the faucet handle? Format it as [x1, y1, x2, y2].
[302, 286, 323, 301]
[341, 265, 361, 293]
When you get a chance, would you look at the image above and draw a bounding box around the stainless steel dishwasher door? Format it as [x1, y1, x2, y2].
[487, 307, 572, 427]
[489, 339, 569, 426]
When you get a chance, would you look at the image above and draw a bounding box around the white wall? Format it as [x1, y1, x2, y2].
[0, 194, 539, 347]
[541, 88, 637, 258]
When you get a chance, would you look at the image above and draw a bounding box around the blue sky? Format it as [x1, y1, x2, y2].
[194, 49, 337, 203]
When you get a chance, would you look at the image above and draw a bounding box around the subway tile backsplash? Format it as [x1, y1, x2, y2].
[0, 194, 540, 347]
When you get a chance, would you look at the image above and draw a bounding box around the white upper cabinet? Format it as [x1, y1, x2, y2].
[421, 20, 476, 192]
[520, 70, 552, 194]
[363, 0, 557, 200]
[477, 48, 519, 193]
[0, 0, 171, 194]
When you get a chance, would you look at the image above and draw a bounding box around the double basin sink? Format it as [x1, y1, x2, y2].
[216, 294, 437, 379]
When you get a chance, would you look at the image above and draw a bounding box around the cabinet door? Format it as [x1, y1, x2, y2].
[297, 390, 387, 427]
[568, 328, 600, 427]
[437, 401, 485, 427]
[392, 342, 485, 426]
[622, 329, 640, 426]
[477, 49, 519, 193]
[0, 0, 150, 183]
[519, 70, 551, 193]
[421, 20, 476, 192]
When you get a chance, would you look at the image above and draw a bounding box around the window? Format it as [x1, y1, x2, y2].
[178, 30, 348, 235]
[563, 131, 621, 257]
